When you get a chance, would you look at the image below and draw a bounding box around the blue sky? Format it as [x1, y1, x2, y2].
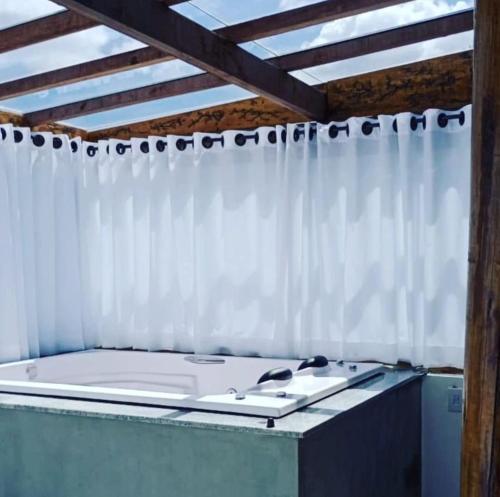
[0, 0, 474, 131]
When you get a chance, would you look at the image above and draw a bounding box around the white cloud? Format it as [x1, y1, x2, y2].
[301, 0, 472, 50]
[0, 0, 63, 30]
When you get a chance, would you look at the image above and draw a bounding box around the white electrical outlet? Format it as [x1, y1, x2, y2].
[448, 386, 463, 413]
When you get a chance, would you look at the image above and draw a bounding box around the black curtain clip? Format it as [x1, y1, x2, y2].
[234, 132, 259, 146]
[329, 123, 349, 139]
[361, 121, 380, 136]
[87, 145, 98, 157]
[293, 123, 317, 142]
[266, 129, 287, 144]
[176, 138, 194, 151]
[53, 137, 63, 149]
[116, 143, 131, 155]
[201, 136, 224, 149]
[410, 115, 426, 131]
[31, 134, 45, 147]
[156, 140, 168, 152]
[437, 110, 465, 128]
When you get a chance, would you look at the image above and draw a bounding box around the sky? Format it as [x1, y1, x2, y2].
[0, 0, 474, 131]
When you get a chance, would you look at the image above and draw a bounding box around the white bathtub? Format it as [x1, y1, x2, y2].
[0, 350, 382, 417]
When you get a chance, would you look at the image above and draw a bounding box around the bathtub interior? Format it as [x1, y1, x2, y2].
[0, 350, 303, 396]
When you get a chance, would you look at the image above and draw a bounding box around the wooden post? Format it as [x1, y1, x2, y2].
[461, 0, 500, 495]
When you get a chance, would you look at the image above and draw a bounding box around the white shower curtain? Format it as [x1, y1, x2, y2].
[0, 106, 471, 367]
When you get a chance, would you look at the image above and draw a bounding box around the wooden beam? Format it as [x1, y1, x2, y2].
[0, 47, 171, 100]
[275, 9, 474, 71]
[87, 51, 472, 141]
[51, 0, 327, 121]
[24, 12, 472, 126]
[0, 11, 98, 54]
[217, 0, 412, 43]
[26, 73, 223, 124]
[461, 0, 500, 495]
[0, 0, 412, 100]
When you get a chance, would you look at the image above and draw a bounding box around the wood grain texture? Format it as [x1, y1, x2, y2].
[87, 97, 307, 140]
[0, 110, 24, 126]
[88, 51, 472, 141]
[51, 0, 327, 120]
[0, 10, 97, 54]
[326, 51, 472, 120]
[31, 122, 88, 138]
[461, 0, 500, 496]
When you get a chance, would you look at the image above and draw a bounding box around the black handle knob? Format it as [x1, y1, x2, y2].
[297, 355, 329, 371]
[257, 367, 293, 384]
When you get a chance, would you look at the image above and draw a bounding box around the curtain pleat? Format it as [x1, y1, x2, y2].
[0, 106, 471, 367]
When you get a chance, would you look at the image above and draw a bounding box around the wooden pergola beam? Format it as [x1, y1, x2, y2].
[0, 47, 171, 100]
[50, 0, 327, 121]
[26, 73, 223, 124]
[25, 12, 472, 126]
[275, 9, 473, 71]
[0, 10, 98, 54]
[461, 0, 500, 495]
[0, 0, 413, 101]
[216, 0, 412, 43]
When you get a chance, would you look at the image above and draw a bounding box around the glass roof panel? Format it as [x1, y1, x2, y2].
[0, 0, 64, 30]
[173, 0, 326, 26]
[0, 60, 203, 113]
[297, 30, 473, 83]
[243, 0, 474, 57]
[0, 26, 144, 84]
[171, 2, 225, 30]
[61, 85, 254, 131]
